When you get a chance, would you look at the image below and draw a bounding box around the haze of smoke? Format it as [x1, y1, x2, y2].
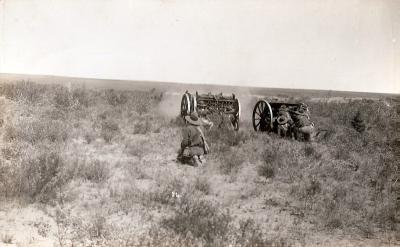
[156, 89, 260, 123]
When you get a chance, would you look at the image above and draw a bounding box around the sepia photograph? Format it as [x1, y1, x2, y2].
[0, 0, 399, 246]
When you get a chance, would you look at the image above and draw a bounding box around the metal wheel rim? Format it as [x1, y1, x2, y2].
[252, 100, 273, 131]
[234, 100, 241, 131]
[191, 94, 197, 113]
[181, 93, 191, 117]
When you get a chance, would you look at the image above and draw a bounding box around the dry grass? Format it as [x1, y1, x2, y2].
[0, 81, 398, 246]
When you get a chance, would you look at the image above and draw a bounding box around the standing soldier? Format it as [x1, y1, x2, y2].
[177, 112, 210, 167]
[292, 106, 314, 142]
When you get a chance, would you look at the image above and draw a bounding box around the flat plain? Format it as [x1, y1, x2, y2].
[0, 74, 399, 247]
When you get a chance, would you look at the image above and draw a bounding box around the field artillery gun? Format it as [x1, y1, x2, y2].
[181, 91, 241, 130]
[252, 99, 311, 134]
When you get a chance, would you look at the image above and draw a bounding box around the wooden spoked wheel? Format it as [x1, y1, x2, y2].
[181, 93, 191, 117]
[232, 100, 240, 131]
[252, 100, 273, 131]
[190, 94, 197, 113]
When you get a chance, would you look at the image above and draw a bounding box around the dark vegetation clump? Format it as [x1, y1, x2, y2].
[351, 110, 366, 133]
[101, 119, 120, 143]
[258, 163, 275, 179]
[161, 197, 232, 246]
[19, 149, 69, 203]
[105, 89, 129, 106]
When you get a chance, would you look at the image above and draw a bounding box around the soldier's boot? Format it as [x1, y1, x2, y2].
[191, 156, 202, 167]
[198, 155, 206, 166]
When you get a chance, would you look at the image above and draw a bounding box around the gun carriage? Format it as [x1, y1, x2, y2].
[181, 91, 241, 130]
[252, 99, 310, 133]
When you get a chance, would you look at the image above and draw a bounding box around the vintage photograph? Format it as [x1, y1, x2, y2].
[0, 0, 399, 246]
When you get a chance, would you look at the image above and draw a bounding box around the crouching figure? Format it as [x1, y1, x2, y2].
[276, 105, 294, 138]
[292, 107, 314, 142]
[177, 112, 210, 167]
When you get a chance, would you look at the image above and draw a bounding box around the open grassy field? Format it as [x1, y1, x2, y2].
[0, 77, 399, 247]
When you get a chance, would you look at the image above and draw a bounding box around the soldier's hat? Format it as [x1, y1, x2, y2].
[185, 112, 203, 126]
[293, 107, 307, 115]
[197, 100, 207, 107]
[277, 115, 288, 125]
[279, 105, 288, 112]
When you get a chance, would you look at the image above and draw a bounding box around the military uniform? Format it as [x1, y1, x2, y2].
[276, 105, 293, 138]
[197, 101, 214, 129]
[178, 112, 209, 166]
[292, 108, 314, 142]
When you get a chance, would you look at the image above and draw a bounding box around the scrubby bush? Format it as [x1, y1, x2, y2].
[105, 89, 128, 106]
[220, 149, 246, 175]
[161, 197, 232, 246]
[194, 177, 210, 195]
[87, 214, 109, 239]
[3, 119, 68, 144]
[351, 110, 366, 133]
[71, 87, 90, 107]
[258, 163, 275, 179]
[208, 128, 249, 149]
[133, 117, 152, 134]
[19, 149, 67, 202]
[101, 119, 120, 143]
[80, 160, 110, 183]
[303, 144, 315, 157]
[1, 81, 46, 103]
[147, 178, 184, 206]
[52, 85, 72, 108]
[234, 218, 272, 247]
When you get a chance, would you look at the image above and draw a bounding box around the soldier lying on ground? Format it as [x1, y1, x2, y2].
[291, 107, 314, 142]
[177, 112, 210, 167]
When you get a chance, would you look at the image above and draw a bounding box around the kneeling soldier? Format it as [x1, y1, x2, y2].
[276, 105, 293, 138]
[292, 107, 314, 142]
[177, 112, 210, 167]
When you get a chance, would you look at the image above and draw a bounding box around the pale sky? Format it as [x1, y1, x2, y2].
[0, 0, 399, 93]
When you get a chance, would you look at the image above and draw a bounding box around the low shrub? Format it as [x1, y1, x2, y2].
[72, 87, 90, 108]
[125, 139, 148, 158]
[207, 127, 249, 149]
[52, 85, 72, 108]
[87, 213, 109, 239]
[1, 233, 13, 244]
[3, 119, 68, 144]
[105, 89, 128, 106]
[351, 111, 366, 133]
[133, 117, 152, 134]
[258, 163, 275, 179]
[220, 150, 246, 175]
[161, 197, 232, 246]
[234, 218, 271, 247]
[81, 160, 110, 183]
[147, 178, 184, 206]
[303, 144, 315, 157]
[194, 177, 210, 195]
[101, 119, 120, 143]
[1, 81, 46, 104]
[19, 149, 67, 202]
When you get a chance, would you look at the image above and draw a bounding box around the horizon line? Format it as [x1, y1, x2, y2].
[0, 72, 397, 96]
